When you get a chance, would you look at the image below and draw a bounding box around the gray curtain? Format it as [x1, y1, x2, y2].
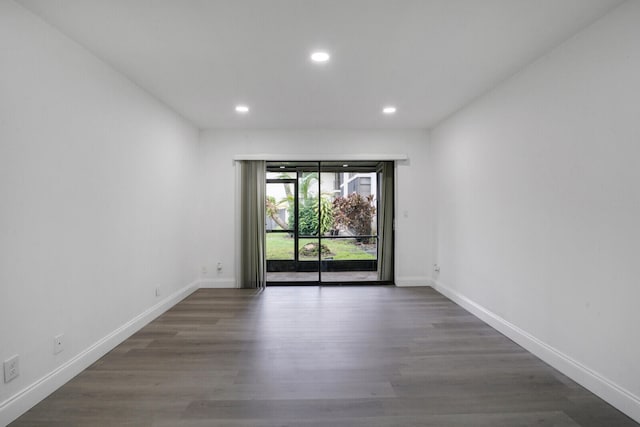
[240, 160, 266, 289]
[377, 161, 394, 282]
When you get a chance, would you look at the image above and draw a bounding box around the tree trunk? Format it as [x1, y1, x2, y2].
[266, 198, 290, 230]
[270, 213, 289, 231]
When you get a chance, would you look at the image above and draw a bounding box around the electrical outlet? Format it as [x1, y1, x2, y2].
[155, 287, 161, 297]
[54, 334, 64, 354]
[4, 355, 19, 383]
[216, 262, 222, 272]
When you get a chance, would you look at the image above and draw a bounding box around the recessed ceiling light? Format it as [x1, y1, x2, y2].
[342, 164, 349, 167]
[279, 166, 286, 169]
[382, 106, 397, 115]
[235, 105, 249, 113]
[310, 51, 330, 63]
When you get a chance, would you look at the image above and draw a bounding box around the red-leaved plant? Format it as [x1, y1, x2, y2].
[332, 193, 376, 240]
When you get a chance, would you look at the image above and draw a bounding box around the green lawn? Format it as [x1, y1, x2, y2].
[266, 233, 376, 261]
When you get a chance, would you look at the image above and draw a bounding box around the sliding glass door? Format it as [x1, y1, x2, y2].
[265, 161, 393, 285]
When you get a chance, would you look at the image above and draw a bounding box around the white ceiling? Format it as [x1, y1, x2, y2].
[18, 0, 623, 129]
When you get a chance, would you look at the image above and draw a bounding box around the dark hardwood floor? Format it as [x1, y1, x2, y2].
[12, 287, 638, 426]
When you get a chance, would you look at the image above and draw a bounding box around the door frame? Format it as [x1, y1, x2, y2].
[265, 160, 393, 286]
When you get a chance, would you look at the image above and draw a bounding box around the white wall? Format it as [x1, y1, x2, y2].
[0, 2, 201, 423]
[429, 0, 640, 421]
[199, 129, 431, 287]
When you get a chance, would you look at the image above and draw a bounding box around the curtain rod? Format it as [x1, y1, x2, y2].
[232, 154, 408, 161]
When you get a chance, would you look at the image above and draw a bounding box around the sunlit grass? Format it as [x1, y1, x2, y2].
[266, 233, 376, 261]
[266, 233, 295, 260]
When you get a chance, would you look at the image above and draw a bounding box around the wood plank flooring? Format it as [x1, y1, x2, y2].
[12, 287, 638, 426]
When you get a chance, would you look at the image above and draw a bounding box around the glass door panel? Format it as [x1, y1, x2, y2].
[266, 182, 294, 233]
[297, 169, 320, 281]
[265, 161, 390, 285]
[320, 237, 378, 283]
[319, 164, 379, 283]
[265, 177, 299, 281]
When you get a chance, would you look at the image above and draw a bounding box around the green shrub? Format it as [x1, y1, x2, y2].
[298, 197, 334, 236]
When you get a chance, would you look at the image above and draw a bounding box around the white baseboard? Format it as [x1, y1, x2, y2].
[431, 279, 640, 424]
[0, 280, 199, 426]
[395, 276, 433, 287]
[198, 278, 237, 288]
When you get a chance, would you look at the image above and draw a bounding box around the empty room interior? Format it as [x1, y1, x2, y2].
[1, 0, 640, 425]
